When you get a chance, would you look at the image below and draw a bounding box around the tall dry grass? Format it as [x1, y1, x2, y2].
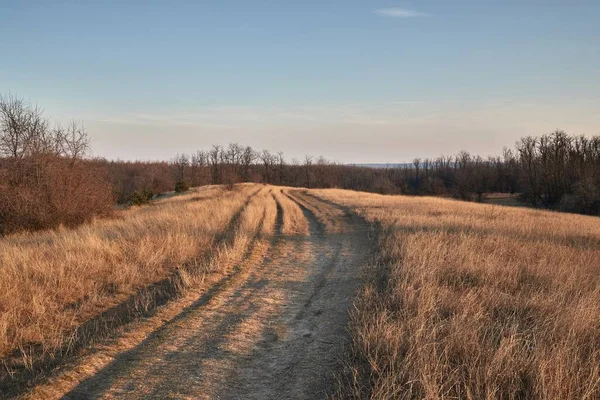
[272, 188, 309, 235]
[314, 190, 600, 399]
[0, 184, 265, 374]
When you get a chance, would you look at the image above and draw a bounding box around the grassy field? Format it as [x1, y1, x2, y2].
[311, 189, 600, 399]
[0, 184, 270, 379]
[2, 184, 599, 399]
[0, 183, 320, 391]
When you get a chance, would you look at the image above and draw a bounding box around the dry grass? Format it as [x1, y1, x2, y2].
[484, 193, 528, 208]
[272, 188, 309, 235]
[312, 189, 600, 399]
[4, 183, 600, 399]
[12, 185, 278, 399]
[288, 190, 347, 233]
[0, 184, 268, 375]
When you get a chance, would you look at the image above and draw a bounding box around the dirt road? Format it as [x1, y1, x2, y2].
[35, 191, 373, 399]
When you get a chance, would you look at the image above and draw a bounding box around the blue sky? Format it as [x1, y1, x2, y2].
[1, 1, 599, 162]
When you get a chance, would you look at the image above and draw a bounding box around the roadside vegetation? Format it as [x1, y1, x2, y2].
[0, 184, 269, 388]
[313, 189, 600, 399]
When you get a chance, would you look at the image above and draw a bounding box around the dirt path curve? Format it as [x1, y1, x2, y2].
[63, 191, 373, 400]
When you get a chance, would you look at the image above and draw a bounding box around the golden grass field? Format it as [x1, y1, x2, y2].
[0, 184, 263, 375]
[1, 184, 599, 399]
[311, 189, 600, 399]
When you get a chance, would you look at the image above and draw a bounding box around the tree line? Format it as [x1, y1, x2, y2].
[2, 94, 599, 235]
[149, 133, 599, 215]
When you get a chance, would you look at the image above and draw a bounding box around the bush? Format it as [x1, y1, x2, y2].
[0, 94, 114, 235]
[130, 189, 153, 206]
[422, 177, 447, 196]
[572, 178, 600, 215]
[105, 160, 176, 204]
[174, 179, 189, 193]
[0, 157, 113, 235]
[372, 176, 396, 194]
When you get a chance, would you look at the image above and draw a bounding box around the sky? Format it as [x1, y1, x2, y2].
[1, 0, 599, 163]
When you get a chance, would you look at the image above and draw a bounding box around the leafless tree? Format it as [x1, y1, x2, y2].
[471, 155, 490, 202]
[277, 151, 285, 185]
[240, 146, 256, 182]
[57, 121, 90, 161]
[260, 149, 276, 183]
[0, 94, 48, 159]
[304, 155, 313, 188]
[191, 150, 207, 186]
[412, 158, 421, 180]
[172, 153, 189, 181]
[517, 137, 541, 206]
[209, 145, 221, 184]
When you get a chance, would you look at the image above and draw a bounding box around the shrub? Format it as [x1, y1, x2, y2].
[129, 189, 153, 206]
[0, 95, 113, 235]
[174, 179, 189, 193]
[0, 157, 113, 235]
[372, 176, 396, 194]
[572, 177, 600, 215]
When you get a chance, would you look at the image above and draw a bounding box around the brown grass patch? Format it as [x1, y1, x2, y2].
[313, 189, 600, 399]
[272, 188, 309, 235]
[0, 184, 266, 383]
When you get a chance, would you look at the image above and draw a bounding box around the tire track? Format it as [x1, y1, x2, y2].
[214, 192, 374, 399]
[12, 186, 264, 399]
[61, 191, 280, 399]
[22, 187, 375, 400]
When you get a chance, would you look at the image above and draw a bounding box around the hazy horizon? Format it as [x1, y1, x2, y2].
[2, 1, 599, 163]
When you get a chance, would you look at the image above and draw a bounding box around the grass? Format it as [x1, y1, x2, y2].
[0, 184, 270, 380]
[483, 192, 528, 208]
[272, 188, 310, 235]
[311, 189, 600, 399]
[2, 183, 599, 399]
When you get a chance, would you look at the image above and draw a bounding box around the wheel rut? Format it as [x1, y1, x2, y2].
[1, 187, 264, 399]
[35, 189, 374, 400]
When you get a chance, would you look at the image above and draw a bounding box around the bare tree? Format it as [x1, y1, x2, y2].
[240, 146, 256, 182]
[260, 149, 275, 183]
[0, 94, 47, 159]
[413, 158, 421, 180]
[191, 150, 207, 186]
[304, 155, 313, 188]
[314, 156, 329, 187]
[226, 142, 243, 182]
[172, 153, 189, 181]
[209, 145, 221, 184]
[471, 155, 490, 202]
[57, 121, 90, 161]
[277, 151, 285, 185]
[517, 137, 541, 207]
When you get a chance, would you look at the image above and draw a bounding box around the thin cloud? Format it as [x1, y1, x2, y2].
[374, 8, 430, 18]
